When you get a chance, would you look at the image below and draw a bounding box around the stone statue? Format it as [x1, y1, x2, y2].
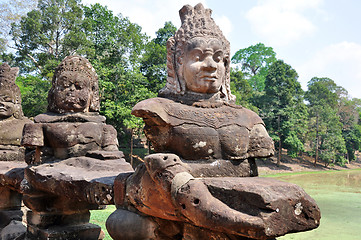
[21, 56, 133, 239]
[132, 3, 274, 177]
[22, 55, 114, 164]
[0, 63, 30, 237]
[107, 4, 320, 240]
[0, 63, 31, 161]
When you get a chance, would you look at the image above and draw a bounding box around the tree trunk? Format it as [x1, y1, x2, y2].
[147, 139, 150, 155]
[314, 114, 319, 167]
[277, 115, 281, 167]
[130, 128, 134, 167]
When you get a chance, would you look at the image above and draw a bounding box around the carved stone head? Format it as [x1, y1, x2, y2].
[160, 3, 235, 103]
[48, 56, 100, 113]
[0, 63, 23, 119]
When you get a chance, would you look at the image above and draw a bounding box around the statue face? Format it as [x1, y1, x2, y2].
[0, 90, 16, 118]
[53, 71, 91, 112]
[182, 37, 225, 94]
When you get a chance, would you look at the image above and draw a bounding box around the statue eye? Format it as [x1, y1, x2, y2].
[194, 55, 200, 62]
[74, 82, 83, 90]
[213, 52, 223, 63]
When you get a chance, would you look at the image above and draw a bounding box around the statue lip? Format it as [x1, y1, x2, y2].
[200, 75, 217, 81]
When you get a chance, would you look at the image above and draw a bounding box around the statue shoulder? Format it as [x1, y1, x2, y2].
[34, 112, 106, 123]
[222, 104, 265, 130]
[132, 97, 174, 125]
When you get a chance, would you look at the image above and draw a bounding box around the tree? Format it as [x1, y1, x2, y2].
[231, 43, 276, 92]
[10, 0, 85, 77]
[261, 60, 308, 165]
[229, 68, 257, 111]
[338, 97, 361, 161]
[305, 77, 338, 109]
[82, 3, 155, 145]
[140, 21, 177, 93]
[7, 1, 156, 137]
[0, 0, 36, 53]
[16, 75, 51, 117]
[305, 77, 347, 166]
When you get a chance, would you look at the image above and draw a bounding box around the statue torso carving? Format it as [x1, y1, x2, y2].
[132, 97, 274, 161]
[22, 112, 118, 162]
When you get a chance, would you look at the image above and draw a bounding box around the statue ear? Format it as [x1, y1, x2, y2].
[13, 103, 23, 119]
[89, 82, 100, 112]
[10, 67, 19, 80]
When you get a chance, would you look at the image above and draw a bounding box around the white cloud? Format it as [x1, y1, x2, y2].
[297, 41, 361, 99]
[245, 0, 324, 46]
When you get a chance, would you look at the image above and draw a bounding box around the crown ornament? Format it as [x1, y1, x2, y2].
[0, 63, 21, 103]
[55, 55, 97, 80]
[175, 3, 229, 50]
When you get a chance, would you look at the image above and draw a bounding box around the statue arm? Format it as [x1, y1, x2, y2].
[131, 98, 169, 126]
[101, 124, 119, 151]
[143, 153, 266, 239]
[249, 124, 275, 158]
[21, 123, 44, 147]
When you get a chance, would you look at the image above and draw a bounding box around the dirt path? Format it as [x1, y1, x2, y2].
[256, 153, 361, 176]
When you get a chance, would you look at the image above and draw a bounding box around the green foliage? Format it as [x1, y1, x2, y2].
[0, 53, 16, 65]
[16, 74, 51, 117]
[229, 68, 258, 111]
[82, 3, 155, 138]
[82, 3, 147, 67]
[232, 43, 276, 92]
[305, 77, 348, 166]
[140, 21, 176, 93]
[10, 0, 85, 76]
[305, 77, 339, 109]
[261, 60, 308, 157]
[339, 98, 361, 161]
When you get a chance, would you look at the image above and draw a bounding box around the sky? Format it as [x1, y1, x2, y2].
[82, 0, 361, 99]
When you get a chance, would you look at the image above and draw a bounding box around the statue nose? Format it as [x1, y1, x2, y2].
[202, 56, 217, 71]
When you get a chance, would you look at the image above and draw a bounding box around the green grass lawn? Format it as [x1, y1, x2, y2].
[90, 205, 116, 240]
[272, 169, 361, 240]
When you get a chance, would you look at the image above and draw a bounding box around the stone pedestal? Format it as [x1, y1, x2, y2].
[0, 163, 26, 233]
[26, 211, 102, 240]
[0, 209, 23, 229]
[0, 185, 25, 238]
[22, 156, 133, 239]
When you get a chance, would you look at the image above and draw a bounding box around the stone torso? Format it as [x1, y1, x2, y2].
[132, 97, 274, 161]
[22, 112, 118, 162]
[0, 117, 32, 161]
[0, 118, 31, 146]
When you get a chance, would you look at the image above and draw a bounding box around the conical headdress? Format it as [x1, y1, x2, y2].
[160, 3, 235, 103]
[0, 63, 24, 118]
[0, 63, 21, 103]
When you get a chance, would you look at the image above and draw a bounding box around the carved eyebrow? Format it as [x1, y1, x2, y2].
[192, 47, 203, 52]
[191, 48, 203, 53]
[214, 49, 224, 55]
